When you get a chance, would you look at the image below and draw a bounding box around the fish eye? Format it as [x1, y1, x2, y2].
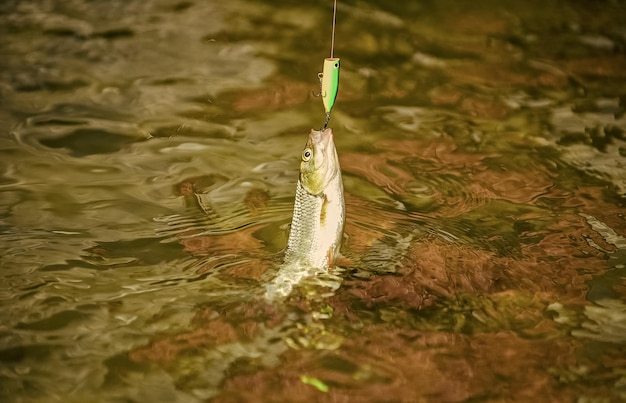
[302, 149, 312, 161]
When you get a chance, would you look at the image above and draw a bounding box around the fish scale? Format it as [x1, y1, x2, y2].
[284, 181, 322, 263]
[285, 175, 343, 268]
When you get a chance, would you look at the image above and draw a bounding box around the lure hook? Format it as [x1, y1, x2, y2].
[311, 72, 324, 97]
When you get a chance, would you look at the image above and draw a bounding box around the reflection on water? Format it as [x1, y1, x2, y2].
[1, 0, 626, 401]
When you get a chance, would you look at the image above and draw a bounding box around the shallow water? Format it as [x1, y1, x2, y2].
[1, 0, 626, 401]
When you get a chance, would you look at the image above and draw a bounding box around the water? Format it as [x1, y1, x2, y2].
[1, 0, 626, 401]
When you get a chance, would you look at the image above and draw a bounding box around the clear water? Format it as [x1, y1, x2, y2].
[1, 0, 626, 401]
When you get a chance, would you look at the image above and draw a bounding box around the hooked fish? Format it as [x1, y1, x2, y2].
[265, 128, 344, 299]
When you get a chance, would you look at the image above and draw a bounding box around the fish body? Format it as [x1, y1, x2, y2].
[285, 128, 344, 267]
[265, 128, 344, 299]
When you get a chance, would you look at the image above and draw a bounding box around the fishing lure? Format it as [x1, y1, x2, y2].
[320, 57, 340, 127]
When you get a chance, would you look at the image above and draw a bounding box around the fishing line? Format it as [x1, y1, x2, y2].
[319, 0, 340, 129]
[330, 0, 337, 58]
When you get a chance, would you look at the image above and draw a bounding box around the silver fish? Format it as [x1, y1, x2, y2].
[265, 128, 344, 299]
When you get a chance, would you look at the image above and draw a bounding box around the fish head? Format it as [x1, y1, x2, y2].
[300, 128, 339, 195]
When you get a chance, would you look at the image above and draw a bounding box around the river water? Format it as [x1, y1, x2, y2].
[1, 0, 625, 401]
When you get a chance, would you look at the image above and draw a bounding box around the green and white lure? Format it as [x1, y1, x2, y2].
[321, 57, 340, 125]
[319, 0, 340, 129]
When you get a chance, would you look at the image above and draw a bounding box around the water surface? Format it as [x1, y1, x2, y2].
[1, 0, 626, 401]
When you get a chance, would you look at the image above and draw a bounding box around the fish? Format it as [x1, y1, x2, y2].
[285, 128, 345, 266]
[265, 128, 344, 299]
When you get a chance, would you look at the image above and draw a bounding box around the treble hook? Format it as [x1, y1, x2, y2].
[311, 72, 324, 97]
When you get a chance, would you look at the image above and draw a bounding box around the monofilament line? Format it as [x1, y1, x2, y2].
[330, 0, 337, 58]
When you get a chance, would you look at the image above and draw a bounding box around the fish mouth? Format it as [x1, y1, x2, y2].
[321, 127, 334, 141]
[310, 128, 334, 149]
[313, 129, 336, 163]
[310, 128, 336, 172]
